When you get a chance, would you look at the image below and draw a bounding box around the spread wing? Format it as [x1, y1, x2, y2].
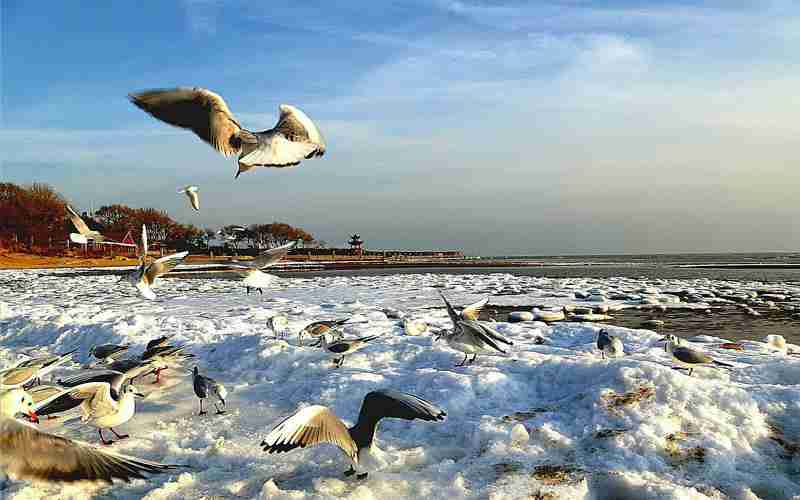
[260, 405, 357, 462]
[0, 366, 38, 387]
[460, 297, 488, 321]
[238, 131, 319, 168]
[66, 205, 92, 235]
[129, 87, 243, 156]
[459, 321, 509, 353]
[144, 251, 189, 285]
[356, 390, 446, 426]
[70, 383, 118, 419]
[439, 293, 461, 327]
[140, 224, 148, 259]
[249, 241, 296, 269]
[0, 417, 180, 483]
[27, 385, 64, 405]
[273, 104, 325, 157]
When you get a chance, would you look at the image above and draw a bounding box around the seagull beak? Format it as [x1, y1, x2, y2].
[28, 410, 39, 424]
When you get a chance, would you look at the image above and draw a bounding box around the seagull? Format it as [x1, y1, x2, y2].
[437, 293, 512, 366]
[1, 388, 181, 483]
[65, 204, 105, 244]
[298, 318, 350, 346]
[128, 225, 188, 300]
[89, 344, 130, 364]
[177, 185, 200, 211]
[129, 87, 326, 178]
[141, 345, 195, 383]
[146, 334, 175, 351]
[596, 329, 624, 359]
[659, 336, 734, 376]
[268, 315, 289, 339]
[192, 367, 227, 416]
[457, 296, 489, 321]
[1, 350, 77, 389]
[229, 241, 296, 295]
[319, 333, 382, 368]
[260, 389, 446, 480]
[35, 372, 127, 418]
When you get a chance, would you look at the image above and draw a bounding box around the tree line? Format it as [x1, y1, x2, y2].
[0, 182, 316, 254]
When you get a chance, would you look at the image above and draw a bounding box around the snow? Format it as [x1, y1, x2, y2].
[1, 269, 800, 499]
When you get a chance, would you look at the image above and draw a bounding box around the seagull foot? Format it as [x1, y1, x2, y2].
[344, 467, 356, 477]
[356, 473, 368, 480]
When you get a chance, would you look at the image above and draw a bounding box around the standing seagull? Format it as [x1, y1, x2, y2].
[268, 315, 289, 339]
[0, 389, 182, 483]
[1, 350, 77, 389]
[128, 225, 188, 300]
[129, 88, 326, 178]
[660, 336, 734, 376]
[261, 389, 446, 480]
[178, 185, 200, 211]
[437, 293, 512, 366]
[89, 344, 130, 364]
[298, 318, 350, 346]
[320, 333, 382, 368]
[596, 329, 624, 359]
[192, 367, 227, 416]
[65, 204, 105, 244]
[230, 241, 296, 295]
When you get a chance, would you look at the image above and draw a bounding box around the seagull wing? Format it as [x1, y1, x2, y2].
[146, 335, 174, 351]
[673, 346, 714, 364]
[356, 390, 446, 427]
[260, 405, 357, 462]
[238, 131, 319, 168]
[144, 251, 189, 285]
[273, 104, 325, 157]
[129, 87, 243, 157]
[140, 224, 148, 259]
[460, 297, 488, 321]
[439, 293, 461, 328]
[187, 190, 200, 211]
[58, 370, 124, 388]
[459, 321, 507, 353]
[66, 205, 92, 236]
[0, 366, 39, 388]
[0, 416, 181, 483]
[249, 241, 297, 269]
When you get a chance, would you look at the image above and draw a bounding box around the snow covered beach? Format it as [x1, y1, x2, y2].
[1, 270, 799, 499]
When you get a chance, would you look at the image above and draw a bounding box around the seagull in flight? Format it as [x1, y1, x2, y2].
[65, 205, 105, 244]
[178, 185, 200, 211]
[261, 390, 446, 480]
[1, 388, 182, 483]
[129, 87, 326, 178]
[229, 241, 296, 295]
[128, 225, 188, 300]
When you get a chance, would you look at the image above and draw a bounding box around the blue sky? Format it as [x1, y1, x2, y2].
[2, 1, 799, 255]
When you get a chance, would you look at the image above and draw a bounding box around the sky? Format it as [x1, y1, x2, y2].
[2, 1, 799, 255]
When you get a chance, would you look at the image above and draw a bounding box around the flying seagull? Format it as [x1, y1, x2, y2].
[0, 388, 182, 483]
[437, 293, 512, 366]
[596, 329, 623, 359]
[457, 296, 489, 321]
[229, 241, 296, 295]
[192, 367, 227, 416]
[261, 389, 446, 480]
[177, 185, 200, 211]
[128, 225, 188, 300]
[129, 87, 326, 178]
[320, 333, 382, 368]
[65, 205, 104, 244]
[660, 335, 734, 376]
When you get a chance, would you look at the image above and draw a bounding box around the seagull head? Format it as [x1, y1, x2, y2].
[1, 389, 39, 423]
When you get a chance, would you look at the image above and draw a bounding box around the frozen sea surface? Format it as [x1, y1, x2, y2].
[1, 269, 799, 499]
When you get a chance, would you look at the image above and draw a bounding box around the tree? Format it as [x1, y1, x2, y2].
[0, 182, 67, 244]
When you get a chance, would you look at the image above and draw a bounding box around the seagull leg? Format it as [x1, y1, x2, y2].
[110, 427, 129, 440]
[344, 466, 356, 477]
[246, 286, 251, 295]
[199, 399, 207, 416]
[258, 288, 263, 295]
[468, 353, 477, 365]
[98, 429, 114, 445]
[214, 402, 226, 415]
[456, 354, 468, 367]
[153, 367, 164, 384]
[688, 368, 693, 376]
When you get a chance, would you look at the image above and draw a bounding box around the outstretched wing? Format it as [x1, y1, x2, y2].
[140, 225, 148, 259]
[0, 417, 181, 483]
[439, 293, 461, 327]
[129, 87, 243, 157]
[249, 241, 297, 269]
[460, 297, 488, 321]
[260, 405, 357, 462]
[238, 131, 318, 168]
[459, 321, 509, 353]
[273, 104, 325, 157]
[144, 252, 189, 285]
[66, 205, 92, 236]
[356, 390, 446, 427]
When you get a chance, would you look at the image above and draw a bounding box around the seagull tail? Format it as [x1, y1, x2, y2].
[713, 360, 734, 368]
